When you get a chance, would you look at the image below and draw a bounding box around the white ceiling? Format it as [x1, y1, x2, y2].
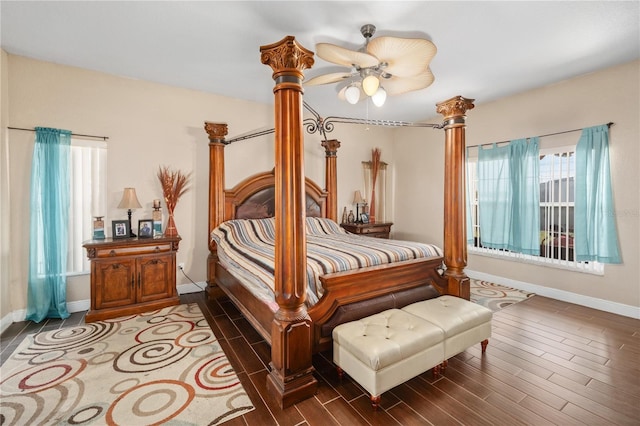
[1, 1, 639, 123]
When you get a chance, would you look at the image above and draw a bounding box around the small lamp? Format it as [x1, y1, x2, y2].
[353, 190, 365, 223]
[372, 86, 387, 107]
[344, 84, 361, 105]
[117, 187, 142, 237]
[362, 75, 380, 97]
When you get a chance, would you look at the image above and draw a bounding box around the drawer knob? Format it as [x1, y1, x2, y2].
[109, 250, 116, 256]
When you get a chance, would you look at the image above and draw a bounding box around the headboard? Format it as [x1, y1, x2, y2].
[223, 170, 327, 221]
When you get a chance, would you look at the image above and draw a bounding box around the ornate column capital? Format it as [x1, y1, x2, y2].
[204, 122, 228, 144]
[321, 139, 341, 157]
[260, 36, 315, 80]
[436, 96, 475, 122]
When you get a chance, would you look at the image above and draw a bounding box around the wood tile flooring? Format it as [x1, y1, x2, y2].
[2, 293, 638, 425]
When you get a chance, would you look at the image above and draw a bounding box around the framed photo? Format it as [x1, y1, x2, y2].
[112, 220, 130, 239]
[360, 213, 369, 224]
[138, 219, 154, 238]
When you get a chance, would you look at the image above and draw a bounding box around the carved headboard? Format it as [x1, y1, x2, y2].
[223, 170, 327, 221]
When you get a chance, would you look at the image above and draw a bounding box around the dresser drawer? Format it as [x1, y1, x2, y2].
[95, 243, 172, 258]
[360, 225, 390, 235]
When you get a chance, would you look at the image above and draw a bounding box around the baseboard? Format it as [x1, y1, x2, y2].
[0, 286, 207, 335]
[177, 282, 207, 294]
[466, 269, 640, 319]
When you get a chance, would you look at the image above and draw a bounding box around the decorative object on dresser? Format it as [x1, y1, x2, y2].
[117, 187, 142, 237]
[92, 216, 105, 239]
[157, 166, 191, 237]
[111, 219, 130, 239]
[82, 236, 181, 322]
[138, 219, 153, 238]
[341, 221, 392, 239]
[152, 198, 163, 236]
[353, 190, 365, 223]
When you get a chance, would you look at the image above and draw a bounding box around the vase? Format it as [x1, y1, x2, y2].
[369, 189, 376, 223]
[165, 212, 178, 237]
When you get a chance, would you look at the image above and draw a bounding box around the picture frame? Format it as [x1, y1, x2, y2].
[138, 219, 154, 238]
[112, 220, 130, 239]
[360, 213, 369, 224]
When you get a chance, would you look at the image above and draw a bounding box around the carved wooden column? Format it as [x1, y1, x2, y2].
[321, 139, 341, 221]
[204, 121, 228, 300]
[260, 36, 317, 408]
[436, 96, 475, 300]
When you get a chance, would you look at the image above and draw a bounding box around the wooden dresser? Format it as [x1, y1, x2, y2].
[340, 222, 393, 239]
[83, 236, 181, 322]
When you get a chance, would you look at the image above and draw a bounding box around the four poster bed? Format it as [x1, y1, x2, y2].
[203, 36, 474, 407]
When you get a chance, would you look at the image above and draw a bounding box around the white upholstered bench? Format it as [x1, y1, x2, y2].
[332, 296, 493, 409]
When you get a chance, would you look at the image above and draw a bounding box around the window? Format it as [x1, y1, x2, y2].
[67, 139, 107, 274]
[467, 144, 603, 274]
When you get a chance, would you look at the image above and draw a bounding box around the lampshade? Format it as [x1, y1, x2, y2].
[372, 86, 387, 107]
[344, 84, 360, 104]
[362, 75, 380, 97]
[353, 190, 365, 204]
[117, 188, 142, 210]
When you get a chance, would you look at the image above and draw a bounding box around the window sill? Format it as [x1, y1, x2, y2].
[468, 246, 604, 276]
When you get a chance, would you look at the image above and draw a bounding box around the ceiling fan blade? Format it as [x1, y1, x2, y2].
[304, 72, 353, 86]
[316, 43, 380, 68]
[381, 68, 435, 96]
[367, 36, 437, 77]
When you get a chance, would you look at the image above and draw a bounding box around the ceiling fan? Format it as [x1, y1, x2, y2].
[304, 24, 437, 107]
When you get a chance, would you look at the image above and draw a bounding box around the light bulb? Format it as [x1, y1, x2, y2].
[372, 86, 387, 107]
[362, 75, 380, 96]
[344, 85, 360, 104]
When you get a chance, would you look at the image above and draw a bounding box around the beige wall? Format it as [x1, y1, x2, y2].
[2, 54, 394, 322]
[1, 50, 11, 321]
[395, 60, 640, 312]
[2, 52, 637, 324]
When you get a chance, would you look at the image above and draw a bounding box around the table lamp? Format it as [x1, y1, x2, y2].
[117, 187, 142, 237]
[353, 190, 365, 223]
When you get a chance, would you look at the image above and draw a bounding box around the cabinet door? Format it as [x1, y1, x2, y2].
[93, 258, 136, 310]
[137, 253, 176, 303]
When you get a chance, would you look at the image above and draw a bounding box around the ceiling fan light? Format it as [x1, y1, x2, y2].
[362, 75, 380, 96]
[344, 85, 360, 104]
[372, 87, 387, 107]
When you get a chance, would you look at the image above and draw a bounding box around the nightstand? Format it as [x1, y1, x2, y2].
[340, 222, 393, 239]
[83, 236, 181, 322]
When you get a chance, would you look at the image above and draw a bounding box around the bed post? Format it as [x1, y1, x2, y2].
[260, 36, 318, 408]
[321, 139, 340, 221]
[204, 121, 228, 300]
[436, 96, 475, 300]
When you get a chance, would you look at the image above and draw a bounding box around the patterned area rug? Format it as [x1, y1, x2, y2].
[470, 279, 535, 311]
[0, 303, 254, 425]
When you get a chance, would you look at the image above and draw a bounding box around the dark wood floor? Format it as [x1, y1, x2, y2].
[2, 292, 639, 425]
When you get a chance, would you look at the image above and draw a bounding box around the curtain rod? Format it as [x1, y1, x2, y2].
[8, 127, 109, 141]
[468, 122, 613, 148]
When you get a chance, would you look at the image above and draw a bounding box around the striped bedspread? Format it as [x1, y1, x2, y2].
[211, 217, 442, 311]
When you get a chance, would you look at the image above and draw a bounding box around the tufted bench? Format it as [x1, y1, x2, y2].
[332, 296, 492, 409]
[402, 295, 493, 368]
[332, 308, 445, 409]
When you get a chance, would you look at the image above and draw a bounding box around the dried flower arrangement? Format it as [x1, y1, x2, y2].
[157, 166, 192, 237]
[370, 148, 381, 223]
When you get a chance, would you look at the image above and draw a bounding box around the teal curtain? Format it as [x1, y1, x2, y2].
[26, 127, 72, 322]
[478, 138, 540, 255]
[575, 125, 621, 263]
[465, 147, 474, 245]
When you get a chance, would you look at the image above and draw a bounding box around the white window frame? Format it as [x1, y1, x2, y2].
[67, 138, 107, 275]
[467, 144, 603, 275]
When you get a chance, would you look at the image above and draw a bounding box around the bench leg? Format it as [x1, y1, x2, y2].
[432, 364, 441, 378]
[337, 366, 344, 380]
[481, 339, 489, 353]
[370, 395, 381, 410]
